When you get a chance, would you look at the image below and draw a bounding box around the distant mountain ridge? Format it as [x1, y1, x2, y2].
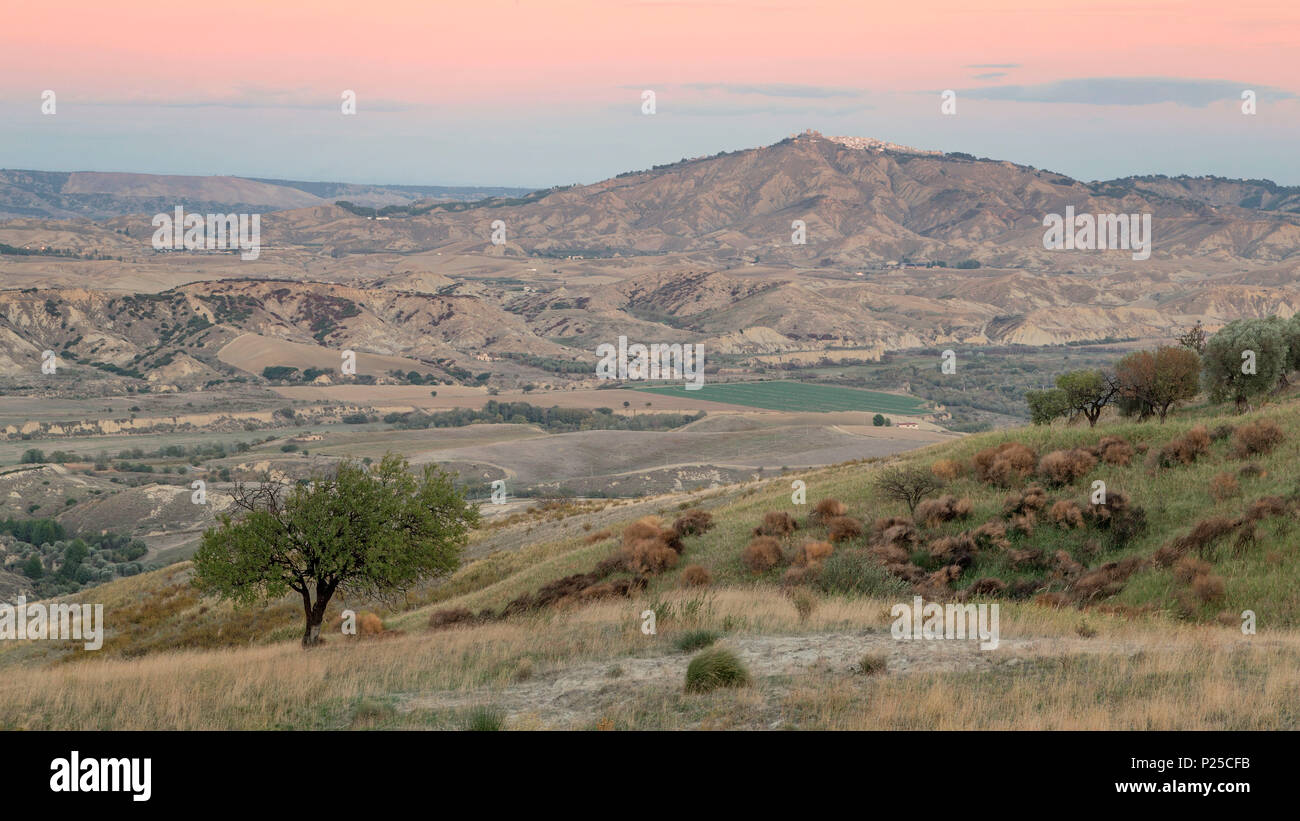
[0, 169, 533, 220]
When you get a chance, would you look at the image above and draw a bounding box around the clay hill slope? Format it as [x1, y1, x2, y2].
[5, 266, 1300, 389]
[250, 131, 1300, 270]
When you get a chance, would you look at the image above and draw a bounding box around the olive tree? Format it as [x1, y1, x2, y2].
[194, 454, 479, 647]
[1202, 318, 1287, 411]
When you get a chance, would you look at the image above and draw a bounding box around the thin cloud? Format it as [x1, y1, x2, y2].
[957, 77, 1295, 107]
[683, 82, 865, 99]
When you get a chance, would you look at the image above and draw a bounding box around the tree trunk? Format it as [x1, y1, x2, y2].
[301, 583, 336, 648]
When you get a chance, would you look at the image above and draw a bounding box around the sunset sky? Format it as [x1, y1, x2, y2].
[2, 0, 1297, 187]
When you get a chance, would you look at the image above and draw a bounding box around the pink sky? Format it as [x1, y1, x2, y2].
[2, 1, 1296, 186]
[4, 0, 1297, 105]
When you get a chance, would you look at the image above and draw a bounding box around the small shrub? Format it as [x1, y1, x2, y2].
[463, 705, 505, 731]
[1209, 472, 1239, 502]
[1037, 449, 1097, 486]
[428, 607, 476, 630]
[1157, 425, 1210, 467]
[1049, 500, 1084, 529]
[973, 442, 1037, 486]
[815, 550, 910, 597]
[1231, 419, 1284, 458]
[1172, 555, 1212, 584]
[914, 495, 974, 527]
[1192, 573, 1226, 604]
[622, 516, 665, 545]
[680, 564, 713, 587]
[742, 536, 784, 573]
[684, 648, 751, 692]
[794, 540, 834, 566]
[630, 538, 679, 574]
[753, 511, 798, 537]
[1096, 435, 1133, 466]
[812, 498, 847, 521]
[672, 509, 714, 537]
[673, 629, 721, 652]
[788, 588, 816, 621]
[1238, 463, 1265, 479]
[584, 528, 613, 544]
[827, 516, 864, 543]
[930, 459, 965, 480]
[359, 612, 384, 635]
[856, 653, 887, 675]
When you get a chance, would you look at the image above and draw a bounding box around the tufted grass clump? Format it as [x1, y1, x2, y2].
[684, 647, 751, 692]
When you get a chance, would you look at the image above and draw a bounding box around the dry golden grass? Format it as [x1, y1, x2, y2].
[3, 582, 1291, 730]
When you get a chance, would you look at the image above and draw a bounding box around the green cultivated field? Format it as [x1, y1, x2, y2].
[631, 380, 927, 414]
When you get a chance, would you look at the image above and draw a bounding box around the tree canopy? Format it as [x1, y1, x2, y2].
[194, 454, 479, 646]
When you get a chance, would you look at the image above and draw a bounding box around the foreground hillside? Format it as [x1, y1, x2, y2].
[2, 396, 1298, 729]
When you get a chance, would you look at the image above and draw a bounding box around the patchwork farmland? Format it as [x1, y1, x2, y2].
[632, 380, 929, 415]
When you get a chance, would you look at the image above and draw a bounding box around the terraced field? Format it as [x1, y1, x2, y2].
[632, 380, 928, 415]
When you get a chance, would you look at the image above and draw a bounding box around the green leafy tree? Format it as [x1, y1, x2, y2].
[1054, 369, 1118, 427]
[1202, 318, 1286, 411]
[22, 554, 43, 579]
[872, 413, 886, 426]
[1025, 387, 1069, 425]
[194, 454, 479, 647]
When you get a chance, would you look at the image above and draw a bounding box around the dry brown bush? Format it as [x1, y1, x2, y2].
[358, 612, 385, 635]
[966, 577, 1007, 596]
[1096, 435, 1134, 466]
[629, 538, 679, 574]
[672, 509, 714, 537]
[927, 533, 977, 567]
[973, 442, 1037, 486]
[742, 536, 785, 573]
[1002, 484, 1049, 516]
[827, 516, 864, 543]
[811, 498, 847, 521]
[914, 494, 975, 526]
[1033, 592, 1073, 609]
[1231, 419, 1284, 458]
[930, 458, 966, 480]
[971, 520, 1011, 551]
[1192, 574, 1226, 604]
[1007, 548, 1043, 569]
[1049, 500, 1085, 529]
[1157, 425, 1211, 467]
[584, 528, 614, 544]
[680, 564, 713, 587]
[622, 516, 665, 545]
[1173, 556, 1212, 584]
[1245, 496, 1289, 522]
[1038, 449, 1097, 486]
[1209, 472, 1239, 502]
[427, 608, 475, 630]
[753, 511, 799, 537]
[793, 540, 834, 566]
[1238, 463, 1265, 479]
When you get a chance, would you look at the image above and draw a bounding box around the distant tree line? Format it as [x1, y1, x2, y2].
[1026, 316, 1300, 425]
